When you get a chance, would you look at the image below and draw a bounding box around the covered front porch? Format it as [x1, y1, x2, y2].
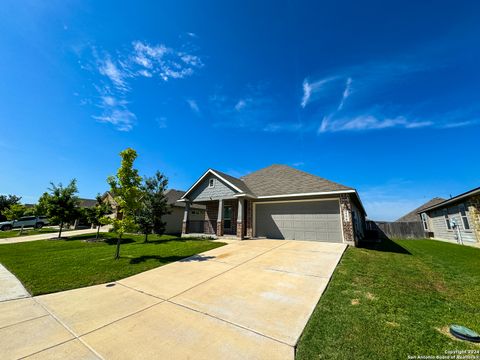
[181, 198, 253, 239]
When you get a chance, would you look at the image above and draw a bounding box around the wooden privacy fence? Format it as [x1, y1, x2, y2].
[366, 221, 426, 239]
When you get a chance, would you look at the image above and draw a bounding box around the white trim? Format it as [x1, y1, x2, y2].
[255, 190, 355, 199]
[252, 198, 344, 243]
[180, 169, 244, 200]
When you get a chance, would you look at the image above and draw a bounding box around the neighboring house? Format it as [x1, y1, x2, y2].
[163, 189, 205, 235]
[101, 189, 205, 235]
[179, 164, 366, 246]
[396, 197, 446, 222]
[419, 186, 480, 245]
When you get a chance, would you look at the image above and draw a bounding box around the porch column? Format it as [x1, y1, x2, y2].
[216, 199, 224, 236]
[339, 194, 355, 246]
[237, 198, 244, 240]
[182, 201, 190, 235]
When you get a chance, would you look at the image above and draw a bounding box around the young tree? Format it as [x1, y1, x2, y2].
[0, 195, 21, 221]
[136, 171, 170, 243]
[45, 180, 80, 238]
[85, 195, 112, 240]
[35, 192, 51, 216]
[3, 204, 27, 221]
[103, 148, 142, 259]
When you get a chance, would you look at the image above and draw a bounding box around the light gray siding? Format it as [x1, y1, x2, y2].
[188, 176, 237, 202]
[254, 200, 342, 242]
[163, 206, 204, 234]
[426, 204, 476, 243]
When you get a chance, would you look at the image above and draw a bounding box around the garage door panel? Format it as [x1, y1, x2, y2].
[255, 201, 342, 243]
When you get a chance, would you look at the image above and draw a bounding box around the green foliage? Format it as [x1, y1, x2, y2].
[44, 180, 80, 237]
[103, 148, 143, 258]
[85, 195, 111, 226]
[35, 192, 50, 216]
[3, 203, 27, 221]
[0, 194, 21, 221]
[296, 239, 480, 359]
[85, 195, 112, 239]
[136, 171, 170, 242]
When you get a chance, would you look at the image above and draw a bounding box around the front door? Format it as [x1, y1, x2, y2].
[223, 205, 233, 234]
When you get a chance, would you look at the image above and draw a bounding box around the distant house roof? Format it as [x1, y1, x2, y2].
[419, 186, 480, 213]
[79, 198, 97, 208]
[395, 197, 446, 222]
[164, 189, 205, 210]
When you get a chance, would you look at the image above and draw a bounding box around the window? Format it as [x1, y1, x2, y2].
[459, 203, 470, 230]
[208, 178, 215, 188]
[223, 206, 232, 229]
[421, 213, 429, 231]
[443, 209, 451, 230]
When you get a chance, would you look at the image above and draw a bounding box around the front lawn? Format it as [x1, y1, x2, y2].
[0, 227, 60, 239]
[0, 233, 224, 295]
[297, 239, 480, 359]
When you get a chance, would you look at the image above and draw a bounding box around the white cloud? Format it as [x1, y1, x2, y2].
[337, 77, 352, 111]
[235, 99, 247, 111]
[301, 76, 338, 108]
[98, 58, 128, 91]
[292, 161, 305, 167]
[156, 117, 168, 129]
[93, 109, 136, 132]
[186, 99, 200, 114]
[318, 115, 432, 133]
[90, 39, 202, 131]
[440, 120, 478, 129]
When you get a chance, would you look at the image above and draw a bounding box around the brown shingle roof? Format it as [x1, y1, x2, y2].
[395, 197, 446, 222]
[240, 164, 353, 197]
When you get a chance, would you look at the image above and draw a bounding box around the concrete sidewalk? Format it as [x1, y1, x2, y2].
[0, 240, 346, 359]
[0, 264, 30, 302]
[0, 228, 107, 245]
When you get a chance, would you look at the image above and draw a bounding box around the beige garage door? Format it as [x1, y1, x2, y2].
[255, 200, 343, 242]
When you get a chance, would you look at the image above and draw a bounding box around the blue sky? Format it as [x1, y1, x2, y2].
[0, 0, 479, 220]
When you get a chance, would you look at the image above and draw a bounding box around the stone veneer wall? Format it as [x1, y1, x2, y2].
[246, 200, 253, 238]
[467, 195, 480, 242]
[339, 194, 355, 245]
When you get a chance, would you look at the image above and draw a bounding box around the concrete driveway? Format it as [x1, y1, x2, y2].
[0, 239, 346, 360]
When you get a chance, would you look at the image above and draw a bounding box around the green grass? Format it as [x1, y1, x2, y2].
[0, 233, 224, 295]
[297, 239, 480, 359]
[0, 227, 60, 238]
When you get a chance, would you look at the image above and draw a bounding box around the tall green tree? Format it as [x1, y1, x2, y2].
[85, 195, 112, 240]
[45, 180, 80, 238]
[136, 171, 170, 243]
[0, 195, 21, 221]
[3, 204, 27, 221]
[103, 148, 142, 259]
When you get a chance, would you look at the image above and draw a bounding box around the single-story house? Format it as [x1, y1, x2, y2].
[101, 190, 205, 235]
[419, 186, 480, 245]
[179, 164, 366, 246]
[395, 197, 446, 223]
[163, 189, 205, 235]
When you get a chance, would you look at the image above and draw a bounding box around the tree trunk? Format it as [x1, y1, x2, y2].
[114, 235, 122, 259]
[58, 222, 63, 238]
[96, 225, 100, 240]
[144, 233, 148, 243]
